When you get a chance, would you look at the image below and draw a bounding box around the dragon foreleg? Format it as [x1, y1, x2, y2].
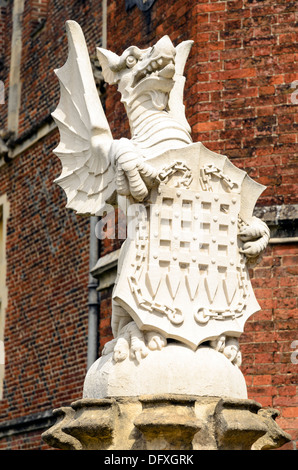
[239, 216, 270, 266]
[110, 137, 159, 201]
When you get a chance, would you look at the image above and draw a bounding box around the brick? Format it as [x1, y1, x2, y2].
[259, 85, 276, 95]
[195, 13, 209, 23]
[253, 375, 272, 386]
[197, 81, 224, 92]
[195, 3, 226, 13]
[282, 255, 298, 266]
[193, 121, 224, 132]
[211, 68, 257, 81]
[282, 407, 298, 418]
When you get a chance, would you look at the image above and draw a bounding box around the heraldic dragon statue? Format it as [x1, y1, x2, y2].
[52, 21, 270, 372]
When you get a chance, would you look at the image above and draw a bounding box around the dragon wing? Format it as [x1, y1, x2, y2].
[52, 20, 115, 216]
[168, 40, 193, 134]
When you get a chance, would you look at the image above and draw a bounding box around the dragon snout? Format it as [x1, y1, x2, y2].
[132, 37, 176, 87]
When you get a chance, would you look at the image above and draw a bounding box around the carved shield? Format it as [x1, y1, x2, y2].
[113, 143, 265, 349]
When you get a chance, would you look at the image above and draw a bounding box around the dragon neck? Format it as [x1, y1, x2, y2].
[125, 92, 192, 158]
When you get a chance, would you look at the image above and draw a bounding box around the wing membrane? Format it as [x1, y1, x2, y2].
[52, 20, 115, 215]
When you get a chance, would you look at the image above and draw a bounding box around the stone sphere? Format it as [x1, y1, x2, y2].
[83, 343, 247, 400]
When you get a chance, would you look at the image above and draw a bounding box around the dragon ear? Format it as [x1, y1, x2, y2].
[174, 40, 194, 76]
[96, 47, 121, 85]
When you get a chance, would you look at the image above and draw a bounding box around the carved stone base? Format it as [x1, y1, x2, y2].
[42, 395, 291, 450]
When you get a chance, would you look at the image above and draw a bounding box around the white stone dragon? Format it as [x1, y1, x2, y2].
[53, 21, 270, 366]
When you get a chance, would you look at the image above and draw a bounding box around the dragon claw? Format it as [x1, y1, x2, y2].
[103, 322, 167, 363]
[131, 344, 148, 363]
[113, 337, 130, 362]
[239, 216, 270, 263]
[146, 332, 167, 351]
[210, 335, 242, 367]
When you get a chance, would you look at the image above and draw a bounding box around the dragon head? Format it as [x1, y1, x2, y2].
[97, 36, 178, 109]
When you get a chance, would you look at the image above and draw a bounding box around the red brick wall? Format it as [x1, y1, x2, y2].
[17, 0, 104, 139]
[0, 130, 90, 449]
[242, 243, 298, 449]
[0, 6, 6, 60]
[0, 2, 11, 118]
[30, 0, 49, 26]
[103, 0, 298, 449]
[106, 0, 297, 207]
[0, 0, 296, 450]
[0, 429, 50, 450]
[0, 0, 105, 449]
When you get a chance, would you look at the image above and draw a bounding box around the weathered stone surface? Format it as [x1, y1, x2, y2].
[214, 398, 267, 450]
[42, 395, 291, 450]
[41, 406, 81, 450]
[252, 408, 292, 450]
[134, 396, 201, 450]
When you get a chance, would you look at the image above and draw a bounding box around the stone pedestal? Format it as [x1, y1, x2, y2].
[42, 344, 291, 450]
[42, 395, 290, 450]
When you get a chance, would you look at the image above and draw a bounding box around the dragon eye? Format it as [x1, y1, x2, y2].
[126, 55, 137, 68]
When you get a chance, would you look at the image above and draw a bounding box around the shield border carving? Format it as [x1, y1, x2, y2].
[113, 143, 265, 349]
